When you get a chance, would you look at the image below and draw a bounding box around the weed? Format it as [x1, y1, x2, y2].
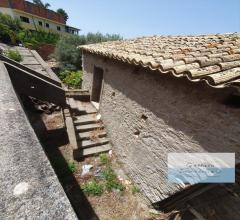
[81, 180, 104, 196]
[68, 161, 77, 173]
[99, 153, 110, 165]
[102, 167, 116, 181]
[132, 185, 140, 194]
[5, 49, 23, 62]
[102, 167, 125, 192]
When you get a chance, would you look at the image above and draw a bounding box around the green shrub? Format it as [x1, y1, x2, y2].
[0, 12, 22, 44]
[58, 69, 69, 80]
[17, 29, 60, 49]
[61, 70, 82, 89]
[5, 49, 23, 62]
[0, 12, 59, 47]
[54, 35, 86, 71]
[81, 180, 104, 196]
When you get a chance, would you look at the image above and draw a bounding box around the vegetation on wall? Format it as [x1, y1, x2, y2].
[5, 49, 23, 62]
[17, 29, 60, 49]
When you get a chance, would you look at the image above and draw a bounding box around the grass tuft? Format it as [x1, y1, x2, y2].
[5, 49, 23, 62]
[102, 167, 125, 192]
[132, 185, 140, 194]
[68, 161, 77, 173]
[99, 153, 110, 165]
[81, 180, 104, 196]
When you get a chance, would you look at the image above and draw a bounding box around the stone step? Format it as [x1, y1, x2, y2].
[65, 90, 90, 102]
[73, 114, 98, 125]
[81, 144, 112, 156]
[80, 137, 109, 149]
[75, 123, 104, 132]
[77, 130, 107, 140]
[68, 99, 98, 114]
[75, 101, 97, 114]
[68, 98, 77, 109]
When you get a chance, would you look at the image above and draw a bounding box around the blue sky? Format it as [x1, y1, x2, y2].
[38, 0, 240, 38]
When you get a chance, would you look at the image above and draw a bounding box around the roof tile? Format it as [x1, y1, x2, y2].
[80, 33, 240, 88]
[204, 67, 240, 85]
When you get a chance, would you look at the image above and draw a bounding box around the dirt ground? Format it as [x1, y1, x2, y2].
[27, 110, 167, 220]
[22, 96, 240, 220]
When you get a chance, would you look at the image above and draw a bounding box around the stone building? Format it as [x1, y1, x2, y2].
[80, 33, 240, 203]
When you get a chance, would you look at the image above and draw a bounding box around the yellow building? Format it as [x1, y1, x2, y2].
[0, 0, 80, 35]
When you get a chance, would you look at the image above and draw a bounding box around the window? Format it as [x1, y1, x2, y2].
[38, 21, 43, 26]
[20, 16, 30, 23]
[57, 26, 61, 31]
[45, 23, 49, 28]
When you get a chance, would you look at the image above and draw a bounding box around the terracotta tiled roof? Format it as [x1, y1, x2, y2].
[80, 33, 240, 88]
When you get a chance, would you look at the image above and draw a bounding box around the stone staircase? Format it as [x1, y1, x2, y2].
[65, 96, 111, 159]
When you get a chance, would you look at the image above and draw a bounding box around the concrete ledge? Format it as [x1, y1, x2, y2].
[0, 54, 61, 87]
[31, 50, 62, 84]
[0, 62, 77, 219]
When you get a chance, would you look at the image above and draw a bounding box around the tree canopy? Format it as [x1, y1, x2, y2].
[57, 8, 69, 22]
[33, 0, 51, 9]
[54, 32, 122, 71]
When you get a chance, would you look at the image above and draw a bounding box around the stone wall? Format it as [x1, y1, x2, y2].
[0, 62, 77, 219]
[82, 52, 240, 203]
